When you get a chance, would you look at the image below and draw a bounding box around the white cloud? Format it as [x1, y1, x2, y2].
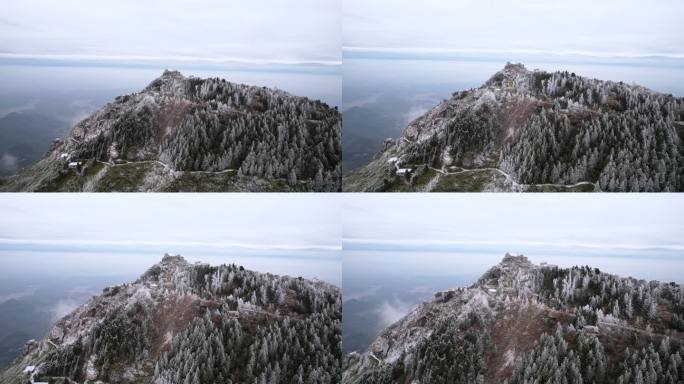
[344, 0, 684, 57]
[0, 194, 341, 250]
[377, 298, 412, 327]
[0, 153, 18, 173]
[52, 299, 80, 321]
[0, 0, 340, 64]
[404, 105, 429, 125]
[343, 194, 684, 249]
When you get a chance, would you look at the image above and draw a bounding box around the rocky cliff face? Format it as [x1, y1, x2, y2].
[343, 254, 684, 383]
[0, 254, 342, 384]
[2, 70, 341, 192]
[344, 63, 683, 192]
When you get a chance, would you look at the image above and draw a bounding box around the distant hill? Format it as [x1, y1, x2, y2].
[1, 70, 341, 191]
[344, 63, 683, 192]
[344, 254, 684, 383]
[0, 254, 342, 383]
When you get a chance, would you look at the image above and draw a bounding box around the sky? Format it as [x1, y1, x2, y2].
[0, 194, 340, 250]
[0, 0, 340, 65]
[343, 0, 684, 58]
[343, 194, 684, 250]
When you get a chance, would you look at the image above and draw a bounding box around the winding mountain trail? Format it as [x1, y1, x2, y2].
[96, 159, 235, 175]
[427, 165, 597, 190]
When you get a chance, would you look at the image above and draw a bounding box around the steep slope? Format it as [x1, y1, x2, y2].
[343, 254, 684, 384]
[344, 63, 684, 192]
[0, 70, 341, 192]
[0, 254, 341, 384]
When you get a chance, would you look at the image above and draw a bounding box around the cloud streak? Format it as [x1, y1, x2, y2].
[0, 0, 340, 64]
[377, 298, 413, 327]
[0, 194, 341, 251]
[344, 0, 684, 58]
[52, 299, 80, 321]
[343, 194, 684, 250]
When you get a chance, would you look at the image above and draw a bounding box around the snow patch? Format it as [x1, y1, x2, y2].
[163, 331, 173, 347]
[503, 348, 516, 367]
[86, 354, 98, 381]
[457, 290, 491, 322]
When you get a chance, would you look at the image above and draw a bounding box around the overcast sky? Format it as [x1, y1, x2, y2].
[343, 194, 684, 250]
[0, 194, 340, 250]
[344, 0, 684, 58]
[0, 0, 340, 65]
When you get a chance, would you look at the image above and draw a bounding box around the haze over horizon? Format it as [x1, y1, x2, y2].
[344, 0, 683, 59]
[1, 0, 340, 65]
[344, 194, 683, 250]
[1, 194, 340, 249]
[0, 194, 341, 285]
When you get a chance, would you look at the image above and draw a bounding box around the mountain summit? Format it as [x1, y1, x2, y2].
[344, 63, 683, 192]
[0, 254, 342, 383]
[343, 253, 684, 383]
[1, 71, 341, 192]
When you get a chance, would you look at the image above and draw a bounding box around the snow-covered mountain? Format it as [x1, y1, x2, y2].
[0, 254, 342, 383]
[1, 70, 341, 192]
[343, 63, 683, 192]
[343, 254, 684, 383]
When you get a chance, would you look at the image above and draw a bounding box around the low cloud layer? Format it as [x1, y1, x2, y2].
[377, 298, 413, 327]
[52, 299, 80, 321]
[0, 286, 38, 305]
[0, 153, 18, 173]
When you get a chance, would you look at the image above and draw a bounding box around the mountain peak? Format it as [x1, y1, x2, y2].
[484, 62, 531, 88]
[160, 69, 183, 79]
[144, 69, 187, 95]
[502, 62, 528, 72]
[160, 253, 187, 265]
[138, 253, 190, 284]
[344, 62, 683, 192]
[2, 71, 342, 192]
[476, 253, 535, 292]
[500, 252, 530, 267]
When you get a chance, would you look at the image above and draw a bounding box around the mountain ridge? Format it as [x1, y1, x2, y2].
[0, 253, 342, 384]
[344, 63, 683, 192]
[343, 253, 684, 383]
[1, 70, 341, 192]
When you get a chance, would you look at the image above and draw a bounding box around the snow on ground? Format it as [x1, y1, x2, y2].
[503, 348, 516, 367]
[85, 355, 98, 381]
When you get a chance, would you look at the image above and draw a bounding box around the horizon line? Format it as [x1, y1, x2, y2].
[343, 46, 684, 60]
[343, 238, 684, 252]
[0, 53, 342, 67]
[0, 238, 342, 252]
